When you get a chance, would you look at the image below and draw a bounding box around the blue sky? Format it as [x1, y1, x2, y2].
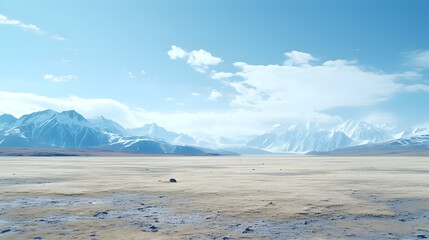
[1, 0, 429, 137]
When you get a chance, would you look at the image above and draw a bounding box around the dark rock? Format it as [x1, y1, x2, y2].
[416, 234, 427, 239]
[1, 229, 11, 234]
[93, 211, 109, 218]
[169, 178, 177, 183]
[399, 218, 406, 222]
[34, 237, 43, 240]
[303, 220, 310, 225]
[149, 225, 158, 232]
[223, 237, 229, 240]
[242, 227, 254, 234]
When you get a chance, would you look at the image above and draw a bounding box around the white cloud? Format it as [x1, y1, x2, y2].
[44, 74, 77, 82]
[207, 89, 222, 101]
[168, 45, 222, 73]
[404, 50, 429, 68]
[141, 70, 146, 74]
[229, 52, 427, 117]
[191, 92, 200, 96]
[284, 50, 317, 66]
[52, 34, 66, 40]
[128, 72, 135, 78]
[0, 14, 41, 33]
[168, 45, 188, 59]
[211, 71, 235, 80]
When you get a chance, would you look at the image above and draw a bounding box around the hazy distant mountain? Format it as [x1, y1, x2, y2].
[88, 116, 127, 135]
[128, 123, 197, 145]
[308, 134, 429, 155]
[247, 123, 352, 152]
[98, 137, 204, 154]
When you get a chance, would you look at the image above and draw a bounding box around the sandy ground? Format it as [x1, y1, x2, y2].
[0, 156, 428, 239]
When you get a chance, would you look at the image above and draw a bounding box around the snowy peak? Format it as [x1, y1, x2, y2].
[0, 114, 17, 129]
[248, 120, 396, 153]
[88, 116, 126, 135]
[59, 110, 87, 122]
[248, 122, 352, 153]
[15, 109, 89, 127]
[128, 123, 197, 146]
[0, 114, 17, 124]
[135, 123, 168, 135]
[333, 120, 390, 143]
[395, 127, 429, 139]
[16, 109, 57, 126]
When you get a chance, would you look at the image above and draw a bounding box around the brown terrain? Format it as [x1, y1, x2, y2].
[1, 155, 428, 239]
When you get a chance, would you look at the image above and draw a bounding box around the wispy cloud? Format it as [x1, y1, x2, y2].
[0, 14, 42, 33]
[52, 34, 66, 40]
[44, 74, 78, 83]
[52, 59, 70, 66]
[128, 72, 135, 79]
[168, 45, 222, 73]
[191, 92, 200, 96]
[211, 71, 235, 80]
[207, 89, 222, 101]
[404, 50, 429, 68]
[141, 70, 146, 74]
[284, 50, 317, 66]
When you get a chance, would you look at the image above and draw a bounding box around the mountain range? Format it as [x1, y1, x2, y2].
[0, 109, 428, 155]
[308, 134, 429, 156]
[246, 120, 428, 154]
[0, 110, 206, 154]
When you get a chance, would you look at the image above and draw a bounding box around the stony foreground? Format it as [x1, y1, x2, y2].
[0, 156, 428, 239]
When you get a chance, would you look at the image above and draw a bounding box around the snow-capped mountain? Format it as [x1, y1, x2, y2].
[246, 120, 410, 153]
[128, 123, 197, 145]
[88, 116, 127, 135]
[394, 127, 429, 139]
[98, 137, 204, 154]
[332, 120, 391, 144]
[3, 110, 109, 148]
[309, 134, 429, 155]
[247, 123, 352, 153]
[0, 110, 209, 154]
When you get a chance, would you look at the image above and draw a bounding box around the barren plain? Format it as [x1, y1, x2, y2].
[0, 156, 428, 239]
